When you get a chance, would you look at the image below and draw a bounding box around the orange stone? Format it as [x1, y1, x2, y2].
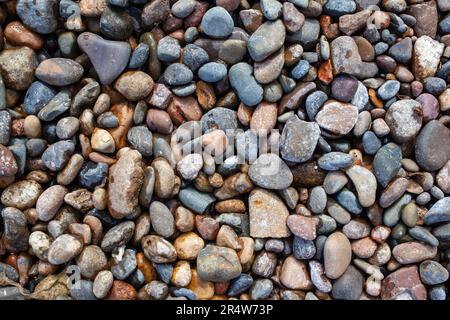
[136, 252, 157, 283]
[318, 60, 333, 85]
[188, 269, 215, 300]
[196, 81, 216, 111]
[4, 21, 44, 50]
[107, 102, 133, 149]
[106, 280, 138, 300]
[369, 88, 384, 108]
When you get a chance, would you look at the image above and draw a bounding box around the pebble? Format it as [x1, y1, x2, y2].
[415, 120, 450, 171]
[229, 63, 263, 107]
[198, 63, 227, 83]
[324, 232, 352, 279]
[93, 271, 113, 299]
[201, 7, 234, 39]
[248, 20, 286, 62]
[17, 0, 59, 34]
[149, 201, 175, 238]
[385, 99, 423, 143]
[331, 265, 363, 300]
[424, 197, 450, 225]
[392, 242, 438, 264]
[163, 63, 194, 86]
[114, 71, 154, 101]
[35, 58, 83, 86]
[108, 149, 144, 219]
[101, 221, 135, 252]
[279, 256, 312, 290]
[381, 266, 427, 300]
[280, 117, 320, 163]
[248, 153, 293, 190]
[47, 234, 83, 265]
[78, 32, 131, 85]
[0, 47, 38, 91]
[36, 185, 67, 221]
[0, 145, 18, 177]
[419, 260, 449, 285]
[316, 101, 358, 135]
[197, 245, 242, 282]
[249, 188, 290, 238]
[1, 180, 42, 210]
[373, 143, 402, 188]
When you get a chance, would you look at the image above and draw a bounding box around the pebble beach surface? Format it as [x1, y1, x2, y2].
[0, 0, 450, 301]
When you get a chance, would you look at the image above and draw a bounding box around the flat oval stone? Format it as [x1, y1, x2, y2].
[35, 58, 84, 86]
[36, 184, 67, 221]
[318, 152, 354, 171]
[163, 63, 193, 86]
[42, 140, 75, 171]
[197, 245, 242, 282]
[101, 221, 135, 252]
[248, 153, 293, 190]
[419, 260, 449, 285]
[149, 201, 175, 238]
[415, 120, 450, 171]
[1, 180, 42, 210]
[324, 231, 352, 279]
[114, 71, 154, 101]
[248, 20, 286, 62]
[201, 7, 234, 39]
[254, 48, 285, 84]
[77, 32, 131, 85]
[316, 101, 358, 135]
[373, 142, 402, 188]
[108, 149, 144, 219]
[392, 242, 437, 264]
[385, 99, 423, 143]
[47, 234, 83, 265]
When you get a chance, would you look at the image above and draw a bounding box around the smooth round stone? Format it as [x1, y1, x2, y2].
[41, 140, 75, 171]
[308, 186, 326, 214]
[280, 117, 320, 163]
[0, 47, 38, 91]
[227, 273, 253, 296]
[264, 82, 283, 102]
[101, 221, 135, 252]
[100, 6, 133, 40]
[172, 83, 196, 97]
[35, 184, 67, 221]
[429, 286, 447, 300]
[261, 0, 282, 20]
[79, 161, 108, 189]
[157, 36, 181, 62]
[377, 80, 400, 100]
[196, 245, 242, 282]
[362, 131, 381, 155]
[248, 153, 293, 190]
[76, 245, 108, 279]
[316, 101, 359, 135]
[229, 62, 263, 107]
[35, 58, 83, 86]
[172, 0, 196, 18]
[392, 242, 438, 264]
[149, 201, 175, 238]
[345, 165, 377, 207]
[198, 63, 227, 83]
[97, 112, 119, 128]
[383, 194, 412, 227]
[56, 117, 79, 139]
[293, 237, 316, 259]
[128, 43, 149, 69]
[419, 260, 449, 285]
[424, 77, 446, 96]
[415, 120, 450, 171]
[380, 177, 409, 208]
[201, 7, 234, 39]
[114, 71, 154, 101]
[37, 90, 71, 121]
[177, 154, 203, 180]
[385, 99, 423, 143]
[323, 172, 348, 195]
[279, 256, 312, 290]
[331, 74, 358, 102]
[163, 63, 194, 86]
[331, 265, 363, 300]
[182, 44, 209, 72]
[93, 271, 114, 299]
[48, 234, 83, 265]
[318, 152, 354, 171]
[17, 0, 59, 34]
[247, 20, 286, 62]
[290, 60, 310, 80]
[336, 189, 362, 215]
[24, 81, 56, 115]
[324, 232, 352, 279]
[185, 27, 199, 43]
[219, 39, 247, 65]
[1, 180, 42, 210]
[373, 142, 402, 188]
